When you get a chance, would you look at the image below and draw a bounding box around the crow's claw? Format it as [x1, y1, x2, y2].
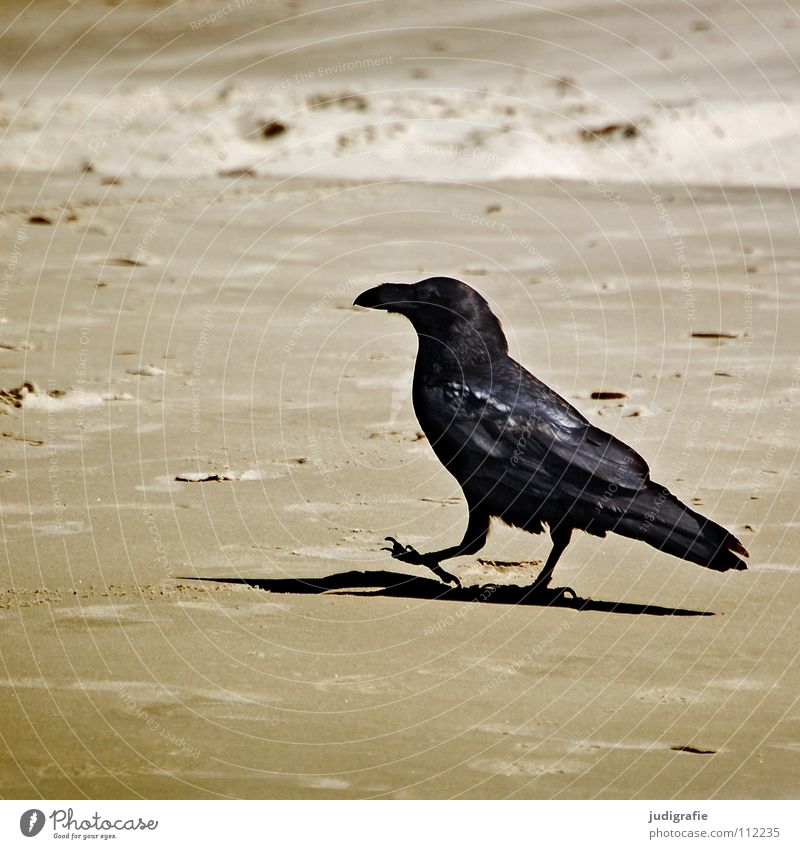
[382, 537, 462, 588]
[529, 583, 578, 603]
[432, 566, 462, 589]
[382, 536, 425, 565]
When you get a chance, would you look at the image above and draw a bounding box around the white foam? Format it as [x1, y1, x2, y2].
[3, 85, 799, 187]
[21, 389, 134, 411]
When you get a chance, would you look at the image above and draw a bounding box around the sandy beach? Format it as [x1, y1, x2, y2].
[0, 0, 798, 799]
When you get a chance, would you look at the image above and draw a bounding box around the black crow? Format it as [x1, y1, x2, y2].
[354, 276, 748, 595]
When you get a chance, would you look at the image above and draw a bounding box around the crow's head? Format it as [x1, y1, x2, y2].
[354, 277, 508, 362]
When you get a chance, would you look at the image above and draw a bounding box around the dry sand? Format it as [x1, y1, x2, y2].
[0, 0, 798, 799]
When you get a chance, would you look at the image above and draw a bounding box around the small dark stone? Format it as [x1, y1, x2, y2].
[261, 120, 288, 138]
[591, 391, 627, 400]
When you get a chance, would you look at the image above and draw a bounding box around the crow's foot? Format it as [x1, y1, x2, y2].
[382, 536, 426, 565]
[529, 583, 577, 603]
[382, 537, 462, 588]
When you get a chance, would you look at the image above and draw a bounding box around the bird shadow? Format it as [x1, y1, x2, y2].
[180, 570, 714, 617]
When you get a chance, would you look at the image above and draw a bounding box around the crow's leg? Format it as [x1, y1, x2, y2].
[382, 509, 490, 588]
[532, 525, 575, 596]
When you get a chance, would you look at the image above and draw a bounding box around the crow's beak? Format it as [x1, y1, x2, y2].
[353, 282, 415, 312]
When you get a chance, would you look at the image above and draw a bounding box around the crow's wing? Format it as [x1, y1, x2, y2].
[415, 362, 650, 504]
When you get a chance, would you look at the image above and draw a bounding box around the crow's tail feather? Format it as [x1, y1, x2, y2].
[611, 484, 748, 571]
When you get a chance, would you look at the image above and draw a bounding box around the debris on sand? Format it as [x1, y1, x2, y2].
[0, 341, 36, 351]
[1, 431, 44, 445]
[0, 382, 40, 408]
[0, 382, 133, 411]
[670, 744, 717, 754]
[96, 253, 153, 268]
[477, 559, 542, 570]
[307, 91, 368, 111]
[175, 472, 229, 482]
[591, 391, 627, 400]
[217, 166, 257, 178]
[580, 121, 640, 141]
[258, 120, 288, 138]
[126, 365, 165, 376]
[175, 469, 263, 483]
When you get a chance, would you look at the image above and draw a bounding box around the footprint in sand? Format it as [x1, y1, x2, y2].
[15, 520, 90, 536]
[174, 468, 265, 482]
[126, 365, 166, 377]
[53, 604, 160, 628]
[135, 475, 185, 493]
[294, 776, 351, 791]
[90, 252, 157, 268]
[469, 755, 584, 778]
